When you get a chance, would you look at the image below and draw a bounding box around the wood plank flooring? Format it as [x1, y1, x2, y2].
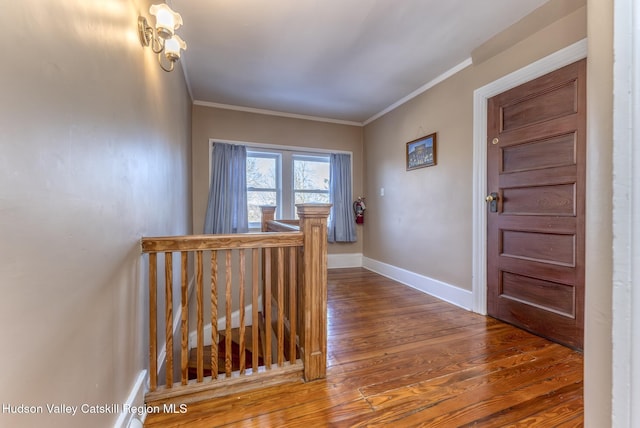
[144, 268, 583, 427]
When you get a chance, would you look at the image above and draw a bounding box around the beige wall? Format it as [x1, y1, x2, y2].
[191, 105, 364, 255]
[0, 1, 192, 427]
[363, 5, 586, 291]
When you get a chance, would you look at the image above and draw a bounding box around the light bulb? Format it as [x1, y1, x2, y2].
[164, 35, 187, 62]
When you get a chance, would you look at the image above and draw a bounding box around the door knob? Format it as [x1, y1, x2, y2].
[486, 192, 499, 212]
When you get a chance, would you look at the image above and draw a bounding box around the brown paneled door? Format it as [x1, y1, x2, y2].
[486, 59, 586, 350]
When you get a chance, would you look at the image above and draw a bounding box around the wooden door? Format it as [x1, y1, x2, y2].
[487, 59, 586, 350]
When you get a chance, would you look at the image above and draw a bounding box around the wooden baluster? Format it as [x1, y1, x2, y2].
[252, 248, 259, 372]
[282, 248, 289, 331]
[277, 247, 285, 366]
[180, 251, 189, 385]
[289, 246, 297, 364]
[297, 246, 304, 361]
[196, 251, 204, 382]
[165, 252, 173, 388]
[225, 251, 233, 377]
[260, 205, 276, 370]
[149, 253, 158, 392]
[210, 251, 218, 380]
[297, 204, 331, 381]
[264, 248, 272, 369]
[239, 249, 246, 374]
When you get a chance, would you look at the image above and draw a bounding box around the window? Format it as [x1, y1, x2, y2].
[246, 149, 330, 228]
[246, 152, 280, 225]
[293, 155, 330, 213]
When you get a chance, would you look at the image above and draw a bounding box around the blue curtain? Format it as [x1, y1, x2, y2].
[203, 143, 248, 234]
[328, 153, 357, 243]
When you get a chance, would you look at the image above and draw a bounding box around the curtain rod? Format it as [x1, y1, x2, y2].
[209, 138, 352, 156]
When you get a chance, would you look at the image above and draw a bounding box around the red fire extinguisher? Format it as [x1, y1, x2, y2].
[353, 197, 366, 224]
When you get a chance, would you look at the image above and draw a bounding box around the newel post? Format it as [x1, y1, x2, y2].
[296, 203, 332, 381]
[260, 206, 276, 232]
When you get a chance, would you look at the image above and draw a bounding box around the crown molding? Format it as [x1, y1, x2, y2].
[193, 100, 364, 127]
[363, 57, 473, 126]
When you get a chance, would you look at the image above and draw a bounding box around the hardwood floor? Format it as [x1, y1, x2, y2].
[144, 268, 583, 427]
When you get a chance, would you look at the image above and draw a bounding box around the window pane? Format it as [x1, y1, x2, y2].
[248, 191, 277, 223]
[293, 158, 329, 191]
[294, 192, 330, 205]
[247, 156, 276, 189]
[293, 191, 329, 219]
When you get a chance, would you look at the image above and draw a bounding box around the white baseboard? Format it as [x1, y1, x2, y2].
[362, 257, 473, 310]
[113, 370, 147, 428]
[328, 253, 363, 268]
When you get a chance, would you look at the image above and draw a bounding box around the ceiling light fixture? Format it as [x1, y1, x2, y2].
[138, 3, 187, 72]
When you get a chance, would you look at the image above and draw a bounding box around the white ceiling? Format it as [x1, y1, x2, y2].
[174, 0, 550, 124]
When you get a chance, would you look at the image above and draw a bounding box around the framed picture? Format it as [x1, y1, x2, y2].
[406, 132, 437, 170]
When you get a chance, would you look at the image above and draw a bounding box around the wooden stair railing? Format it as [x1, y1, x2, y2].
[141, 204, 330, 404]
[260, 206, 300, 369]
[261, 205, 330, 381]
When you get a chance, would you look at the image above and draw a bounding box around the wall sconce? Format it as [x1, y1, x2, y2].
[138, 3, 187, 72]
